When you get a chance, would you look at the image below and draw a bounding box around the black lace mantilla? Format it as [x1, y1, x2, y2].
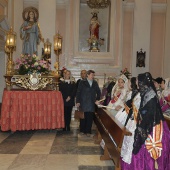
[124, 89, 138, 126]
[133, 91, 164, 154]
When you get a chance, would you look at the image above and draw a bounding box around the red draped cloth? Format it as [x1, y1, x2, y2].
[0, 90, 64, 132]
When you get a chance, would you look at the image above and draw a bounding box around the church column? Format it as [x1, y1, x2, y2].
[38, 0, 56, 69]
[131, 0, 152, 76]
[13, 0, 23, 59]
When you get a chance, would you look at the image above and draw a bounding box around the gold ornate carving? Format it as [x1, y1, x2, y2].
[11, 73, 56, 91]
[6, 57, 15, 75]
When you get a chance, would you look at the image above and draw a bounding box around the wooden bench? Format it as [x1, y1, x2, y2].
[94, 108, 132, 170]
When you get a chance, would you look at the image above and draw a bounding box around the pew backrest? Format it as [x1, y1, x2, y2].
[94, 108, 132, 168]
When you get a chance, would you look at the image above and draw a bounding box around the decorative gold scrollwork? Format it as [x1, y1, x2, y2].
[12, 73, 53, 90]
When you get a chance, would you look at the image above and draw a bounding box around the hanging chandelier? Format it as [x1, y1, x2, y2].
[86, 0, 111, 9]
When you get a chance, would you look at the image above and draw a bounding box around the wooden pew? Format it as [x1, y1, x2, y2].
[94, 108, 132, 170]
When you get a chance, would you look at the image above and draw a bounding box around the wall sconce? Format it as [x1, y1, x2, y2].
[44, 38, 51, 63]
[5, 27, 16, 75]
[53, 32, 62, 75]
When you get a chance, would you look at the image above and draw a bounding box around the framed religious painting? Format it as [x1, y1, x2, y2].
[136, 49, 146, 67]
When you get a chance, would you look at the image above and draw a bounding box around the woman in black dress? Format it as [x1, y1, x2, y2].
[59, 70, 76, 131]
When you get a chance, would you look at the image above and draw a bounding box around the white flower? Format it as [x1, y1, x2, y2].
[36, 56, 39, 60]
[32, 54, 37, 58]
[34, 62, 38, 66]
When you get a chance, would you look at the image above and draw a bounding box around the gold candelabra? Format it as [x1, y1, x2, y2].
[53, 32, 62, 76]
[5, 27, 16, 75]
[44, 38, 51, 63]
[4, 27, 16, 90]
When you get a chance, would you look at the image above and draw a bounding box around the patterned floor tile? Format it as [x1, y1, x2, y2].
[0, 120, 115, 170]
[50, 145, 78, 154]
[0, 154, 18, 170]
[0, 131, 35, 154]
[44, 154, 78, 170]
[8, 154, 48, 170]
[78, 155, 114, 166]
[79, 166, 115, 170]
[79, 166, 102, 170]
[78, 146, 102, 155]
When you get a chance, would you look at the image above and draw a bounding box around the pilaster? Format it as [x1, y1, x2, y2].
[13, 0, 23, 59]
[132, 0, 152, 76]
[38, 0, 56, 68]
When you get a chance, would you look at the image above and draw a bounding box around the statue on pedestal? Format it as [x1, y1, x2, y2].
[20, 7, 44, 56]
[87, 11, 104, 52]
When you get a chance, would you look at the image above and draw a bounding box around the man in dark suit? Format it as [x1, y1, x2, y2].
[76, 70, 101, 137]
[76, 70, 87, 88]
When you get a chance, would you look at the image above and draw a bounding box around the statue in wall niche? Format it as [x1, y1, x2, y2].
[87, 11, 104, 52]
[20, 7, 44, 56]
[89, 12, 100, 40]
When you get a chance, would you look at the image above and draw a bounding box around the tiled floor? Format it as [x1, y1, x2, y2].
[0, 119, 115, 170]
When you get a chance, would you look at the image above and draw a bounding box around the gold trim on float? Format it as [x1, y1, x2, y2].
[4, 72, 60, 91]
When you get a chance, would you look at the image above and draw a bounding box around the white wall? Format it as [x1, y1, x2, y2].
[13, 0, 23, 60]
[39, 0, 56, 68]
[131, 0, 152, 76]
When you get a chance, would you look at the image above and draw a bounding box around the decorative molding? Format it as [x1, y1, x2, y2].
[152, 3, 167, 13]
[23, 0, 39, 8]
[58, 0, 124, 85]
[73, 0, 117, 65]
[123, 2, 135, 11]
[56, 0, 69, 5]
[56, 0, 70, 9]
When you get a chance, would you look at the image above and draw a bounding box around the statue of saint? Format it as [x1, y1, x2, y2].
[89, 12, 100, 40]
[87, 11, 105, 52]
[20, 7, 44, 56]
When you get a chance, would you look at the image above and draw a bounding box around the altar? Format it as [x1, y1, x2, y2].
[0, 90, 64, 132]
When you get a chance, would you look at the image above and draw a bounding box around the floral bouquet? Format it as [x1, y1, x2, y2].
[120, 68, 131, 79]
[14, 54, 51, 75]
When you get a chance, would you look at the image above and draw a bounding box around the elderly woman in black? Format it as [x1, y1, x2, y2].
[59, 70, 76, 131]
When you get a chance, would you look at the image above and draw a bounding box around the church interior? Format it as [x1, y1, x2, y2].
[0, 0, 170, 170]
